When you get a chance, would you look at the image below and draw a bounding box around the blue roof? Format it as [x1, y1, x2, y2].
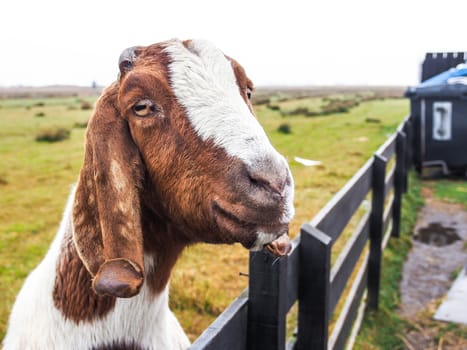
[420, 65, 467, 87]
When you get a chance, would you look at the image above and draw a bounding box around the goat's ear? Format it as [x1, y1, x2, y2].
[118, 46, 139, 76]
[73, 86, 145, 298]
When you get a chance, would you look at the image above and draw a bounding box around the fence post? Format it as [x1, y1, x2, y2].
[247, 250, 287, 350]
[392, 131, 406, 238]
[295, 223, 332, 350]
[368, 154, 387, 310]
[403, 118, 414, 192]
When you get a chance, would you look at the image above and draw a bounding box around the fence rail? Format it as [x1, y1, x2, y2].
[189, 115, 414, 350]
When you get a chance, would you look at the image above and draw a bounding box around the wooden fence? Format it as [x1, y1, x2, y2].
[189, 115, 414, 350]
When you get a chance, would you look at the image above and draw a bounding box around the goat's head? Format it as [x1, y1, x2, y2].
[72, 39, 294, 298]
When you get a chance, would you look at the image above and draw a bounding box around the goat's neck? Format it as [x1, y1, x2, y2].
[141, 204, 187, 295]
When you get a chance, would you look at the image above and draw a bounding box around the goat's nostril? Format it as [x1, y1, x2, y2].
[247, 169, 286, 197]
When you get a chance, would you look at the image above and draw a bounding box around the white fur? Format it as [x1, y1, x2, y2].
[3, 189, 189, 350]
[250, 232, 281, 252]
[280, 174, 295, 225]
[165, 39, 278, 168]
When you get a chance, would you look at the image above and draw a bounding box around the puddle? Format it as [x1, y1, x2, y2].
[414, 222, 461, 247]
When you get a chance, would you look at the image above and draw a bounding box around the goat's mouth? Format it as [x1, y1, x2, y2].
[212, 200, 289, 253]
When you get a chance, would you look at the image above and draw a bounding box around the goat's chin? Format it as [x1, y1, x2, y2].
[212, 201, 290, 255]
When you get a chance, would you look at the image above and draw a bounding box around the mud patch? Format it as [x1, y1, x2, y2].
[414, 222, 461, 247]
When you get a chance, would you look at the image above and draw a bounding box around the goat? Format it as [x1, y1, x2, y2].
[3, 38, 295, 350]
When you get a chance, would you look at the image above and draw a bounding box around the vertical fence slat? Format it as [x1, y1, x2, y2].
[368, 154, 387, 310]
[295, 223, 332, 350]
[392, 131, 406, 238]
[247, 250, 287, 350]
[403, 118, 414, 192]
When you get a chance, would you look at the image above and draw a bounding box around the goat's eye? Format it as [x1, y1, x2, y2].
[246, 87, 253, 100]
[133, 99, 157, 117]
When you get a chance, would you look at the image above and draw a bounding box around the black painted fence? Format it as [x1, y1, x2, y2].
[189, 115, 414, 350]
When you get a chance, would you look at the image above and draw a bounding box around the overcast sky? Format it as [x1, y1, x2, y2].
[1, 0, 466, 88]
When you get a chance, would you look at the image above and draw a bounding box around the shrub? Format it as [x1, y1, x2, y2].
[73, 121, 88, 129]
[267, 104, 280, 111]
[321, 98, 359, 115]
[252, 97, 270, 105]
[288, 107, 310, 116]
[281, 107, 317, 117]
[80, 101, 93, 110]
[35, 127, 71, 143]
[277, 123, 292, 134]
[35, 112, 45, 117]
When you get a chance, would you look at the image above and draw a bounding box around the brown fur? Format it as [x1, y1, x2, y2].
[73, 83, 145, 298]
[228, 56, 254, 106]
[53, 230, 116, 322]
[91, 340, 144, 350]
[53, 40, 289, 323]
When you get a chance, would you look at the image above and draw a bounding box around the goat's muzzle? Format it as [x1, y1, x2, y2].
[211, 153, 294, 252]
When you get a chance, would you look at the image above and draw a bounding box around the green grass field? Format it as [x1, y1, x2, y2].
[0, 91, 409, 342]
[433, 179, 467, 208]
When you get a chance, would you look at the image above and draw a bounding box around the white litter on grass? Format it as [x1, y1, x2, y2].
[434, 268, 467, 325]
[294, 156, 322, 167]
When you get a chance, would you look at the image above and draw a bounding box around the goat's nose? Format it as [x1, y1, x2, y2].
[247, 157, 288, 198]
[248, 169, 286, 197]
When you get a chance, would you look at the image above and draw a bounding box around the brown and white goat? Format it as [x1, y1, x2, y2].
[3, 39, 294, 350]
